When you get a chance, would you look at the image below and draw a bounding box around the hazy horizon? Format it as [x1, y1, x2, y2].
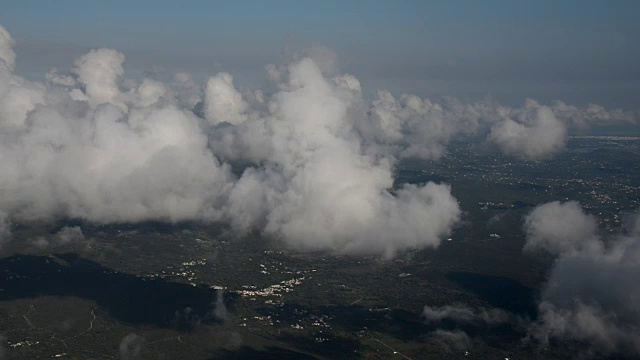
[2, 0, 639, 109]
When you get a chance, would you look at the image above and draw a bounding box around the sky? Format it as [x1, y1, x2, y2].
[1, 0, 639, 107]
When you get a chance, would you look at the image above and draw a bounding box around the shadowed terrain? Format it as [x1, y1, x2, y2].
[0, 253, 234, 329]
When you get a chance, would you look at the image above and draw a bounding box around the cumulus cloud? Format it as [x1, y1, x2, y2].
[30, 226, 86, 250]
[524, 201, 601, 255]
[0, 101, 234, 223]
[552, 101, 640, 129]
[358, 93, 635, 162]
[488, 99, 567, 159]
[0, 25, 637, 258]
[0, 60, 46, 129]
[426, 329, 471, 351]
[204, 72, 248, 125]
[213, 290, 228, 321]
[361, 91, 461, 160]
[46, 67, 76, 87]
[524, 202, 640, 356]
[119, 333, 143, 359]
[0, 25, 463, 258]
[220, 59, 461, 257]
[56, 226, 85, 243]
[0, 212, 10, 250]
[422, 304, 512, 326]
[172, 71, 201, 109]
[73, 48, 126, 109]
[0, 25, 16, 71]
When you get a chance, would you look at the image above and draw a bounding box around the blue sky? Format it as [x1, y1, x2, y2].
[1, 0, 639, 107]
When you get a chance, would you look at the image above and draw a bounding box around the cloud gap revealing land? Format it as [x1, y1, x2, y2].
[0, 4, 639, 359]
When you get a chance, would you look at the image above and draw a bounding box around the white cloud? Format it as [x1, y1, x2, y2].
[423, 304, 512, 325]
[29, 226, 86, 250]
[204, 72, 248, 125]
[72, 48, 126, 110]
[524, 201, 601, 255]
[0, 24, 637, 258]
[0, 25, 16, 71]
[119, 333, 143, 360]
[222, 58, 461, 257]
[524, 202, 640, 355]
[213, 290, 227, 321]
[426, 329, 472, 351]
[488, 100, 567, 160]
[0, 211, 10, 250]
[0, 26, 464, 258]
